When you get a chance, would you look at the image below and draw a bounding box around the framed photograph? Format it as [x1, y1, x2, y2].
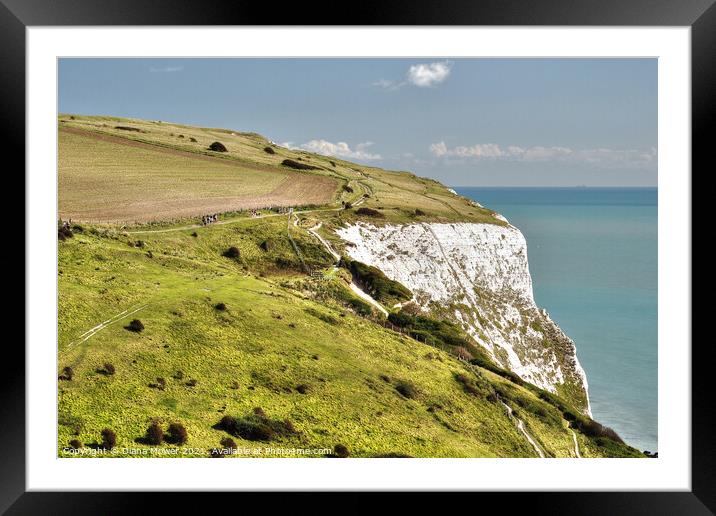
[7, 0, 710, 512]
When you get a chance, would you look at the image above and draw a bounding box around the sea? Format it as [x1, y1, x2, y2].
[453, 187, 657, 453]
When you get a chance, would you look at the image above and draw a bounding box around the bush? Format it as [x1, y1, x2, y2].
[146, 422, 164, 445]
[69, 439, 82, 449]
[178, 134, 184, 138]
[156, 377, 166, 390]
[330, 161, 336, 167]
[395, 380, 417, 399]
[215, 302, 227, 311]
[345, 259, 412, 305]
[216, 410, 297, 442]
[263, 146, 275, 154]
[333, 444, 349, 458]
[414, 208, 426, 216]
[295, 384, 310, 394]
[101, 428, 116, 450]
[103, 363, 115, 375]
[173, 370, 184, 380]
[223, 246, 240, 259]
[208, 141, 228, 152]
[125, 319, 144, 333]
[281, 159, 320, 170]
[191, 231, 198, 238]
[454, 346, 474, 361]
[454, 373, 482, 397]
[220, 437, 237, 454]
[259, 240, 273, 252]
[58, 225, 73, 241]
[115, 125, 141, 132]
[355, 207, 383, 218]
[189, 137, 197, 143]
[343, 202, 352, 209]
[342, 185, 354, 193]
[59, 366, 73, 381]
[186, 379, 197, 387]
[166, 423, 188, 445]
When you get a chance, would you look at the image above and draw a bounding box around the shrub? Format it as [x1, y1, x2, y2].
[173, 370, 184, 380]
[295, 384, 310, 394]
[105, 363, 116, 375]
[216, 410, 297, 442]
[156, 377, 166, 390]
[395, 380, 417, 399]
[178, 134, 184, 138]
[263, 146, 275, 154]
[186, 379, 197, 387]
[281, 159, 320, 170]
[58, 225, 73, 241]
[101, 428, 117, 450]
[343, 202, 352, 209]
[379, 374, 391, 383]
[223, 246, 241, 259]
[69, 439, 82, 449]
[59, 366, 73, 381]
[454, 346, 474, 361]
[208, 141, 228, 152]
[166, 423, 188, 445]
[189, 137, 197, 143]
[191, 231, 198, 238]
[333, 444, 349, 458]
[345, 259, 412, 305]
[125, 319, 144, 333]
[355, 207, 383, 218]
[342, 185, 354, 193]
[454, 373, 482, 397]
[220, 437, 237, 454]
[414, 208, 426, 216]
[217, 415, 237, 432]
[215, 302, 227, 311]
[330, 161, 336, 167]
[259, 240, 273, 252]
[146, 422, 164, 445]
[115, 125, 141, 132]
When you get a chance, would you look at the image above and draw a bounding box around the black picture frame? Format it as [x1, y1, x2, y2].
[5, 0, 710, 513]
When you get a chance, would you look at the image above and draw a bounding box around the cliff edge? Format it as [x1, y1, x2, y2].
[337, 220, 591, 415]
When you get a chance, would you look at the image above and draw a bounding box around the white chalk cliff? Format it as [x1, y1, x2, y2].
[336, 220, 591, 415]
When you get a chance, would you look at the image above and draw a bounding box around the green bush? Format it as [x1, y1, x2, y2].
[395, 380, 418, 399]
[208, 141, 227, 152]
[344, 259, 411, 305]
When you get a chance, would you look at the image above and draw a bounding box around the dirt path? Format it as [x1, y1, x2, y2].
[501, 401, 546, 458]
[569, 428, 582, 458]
[67, 303, 149, 349]
[126, 206, 340, 235]
[304, 222, 389, 317]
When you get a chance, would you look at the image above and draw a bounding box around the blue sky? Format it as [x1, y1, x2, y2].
[59, 58, 657, 187]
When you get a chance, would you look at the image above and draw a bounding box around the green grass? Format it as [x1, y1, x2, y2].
[58, 221, 630, 458]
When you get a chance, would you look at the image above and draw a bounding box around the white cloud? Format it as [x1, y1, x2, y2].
[429, 141, 656, 167]
[149, 65, 184, 73]
[373, 61, 452, 90]
[372, 79, 405, 91]
[407, 61, 452, 87]
[280, 139, 382, 161]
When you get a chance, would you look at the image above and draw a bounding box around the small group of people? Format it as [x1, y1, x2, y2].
[201, 214, 218, 225]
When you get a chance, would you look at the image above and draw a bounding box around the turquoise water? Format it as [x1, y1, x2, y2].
[454, 187, 657, 453]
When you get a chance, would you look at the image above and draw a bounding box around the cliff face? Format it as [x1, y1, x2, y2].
[336, 221, 591, 415]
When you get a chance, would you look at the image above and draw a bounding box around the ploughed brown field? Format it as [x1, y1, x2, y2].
[58, 128, 339, 223]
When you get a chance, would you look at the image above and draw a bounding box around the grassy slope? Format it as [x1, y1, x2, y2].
[58, 115, 642, 458]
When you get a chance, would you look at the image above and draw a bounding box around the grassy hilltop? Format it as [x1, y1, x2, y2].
[57, 115, 641, 458]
